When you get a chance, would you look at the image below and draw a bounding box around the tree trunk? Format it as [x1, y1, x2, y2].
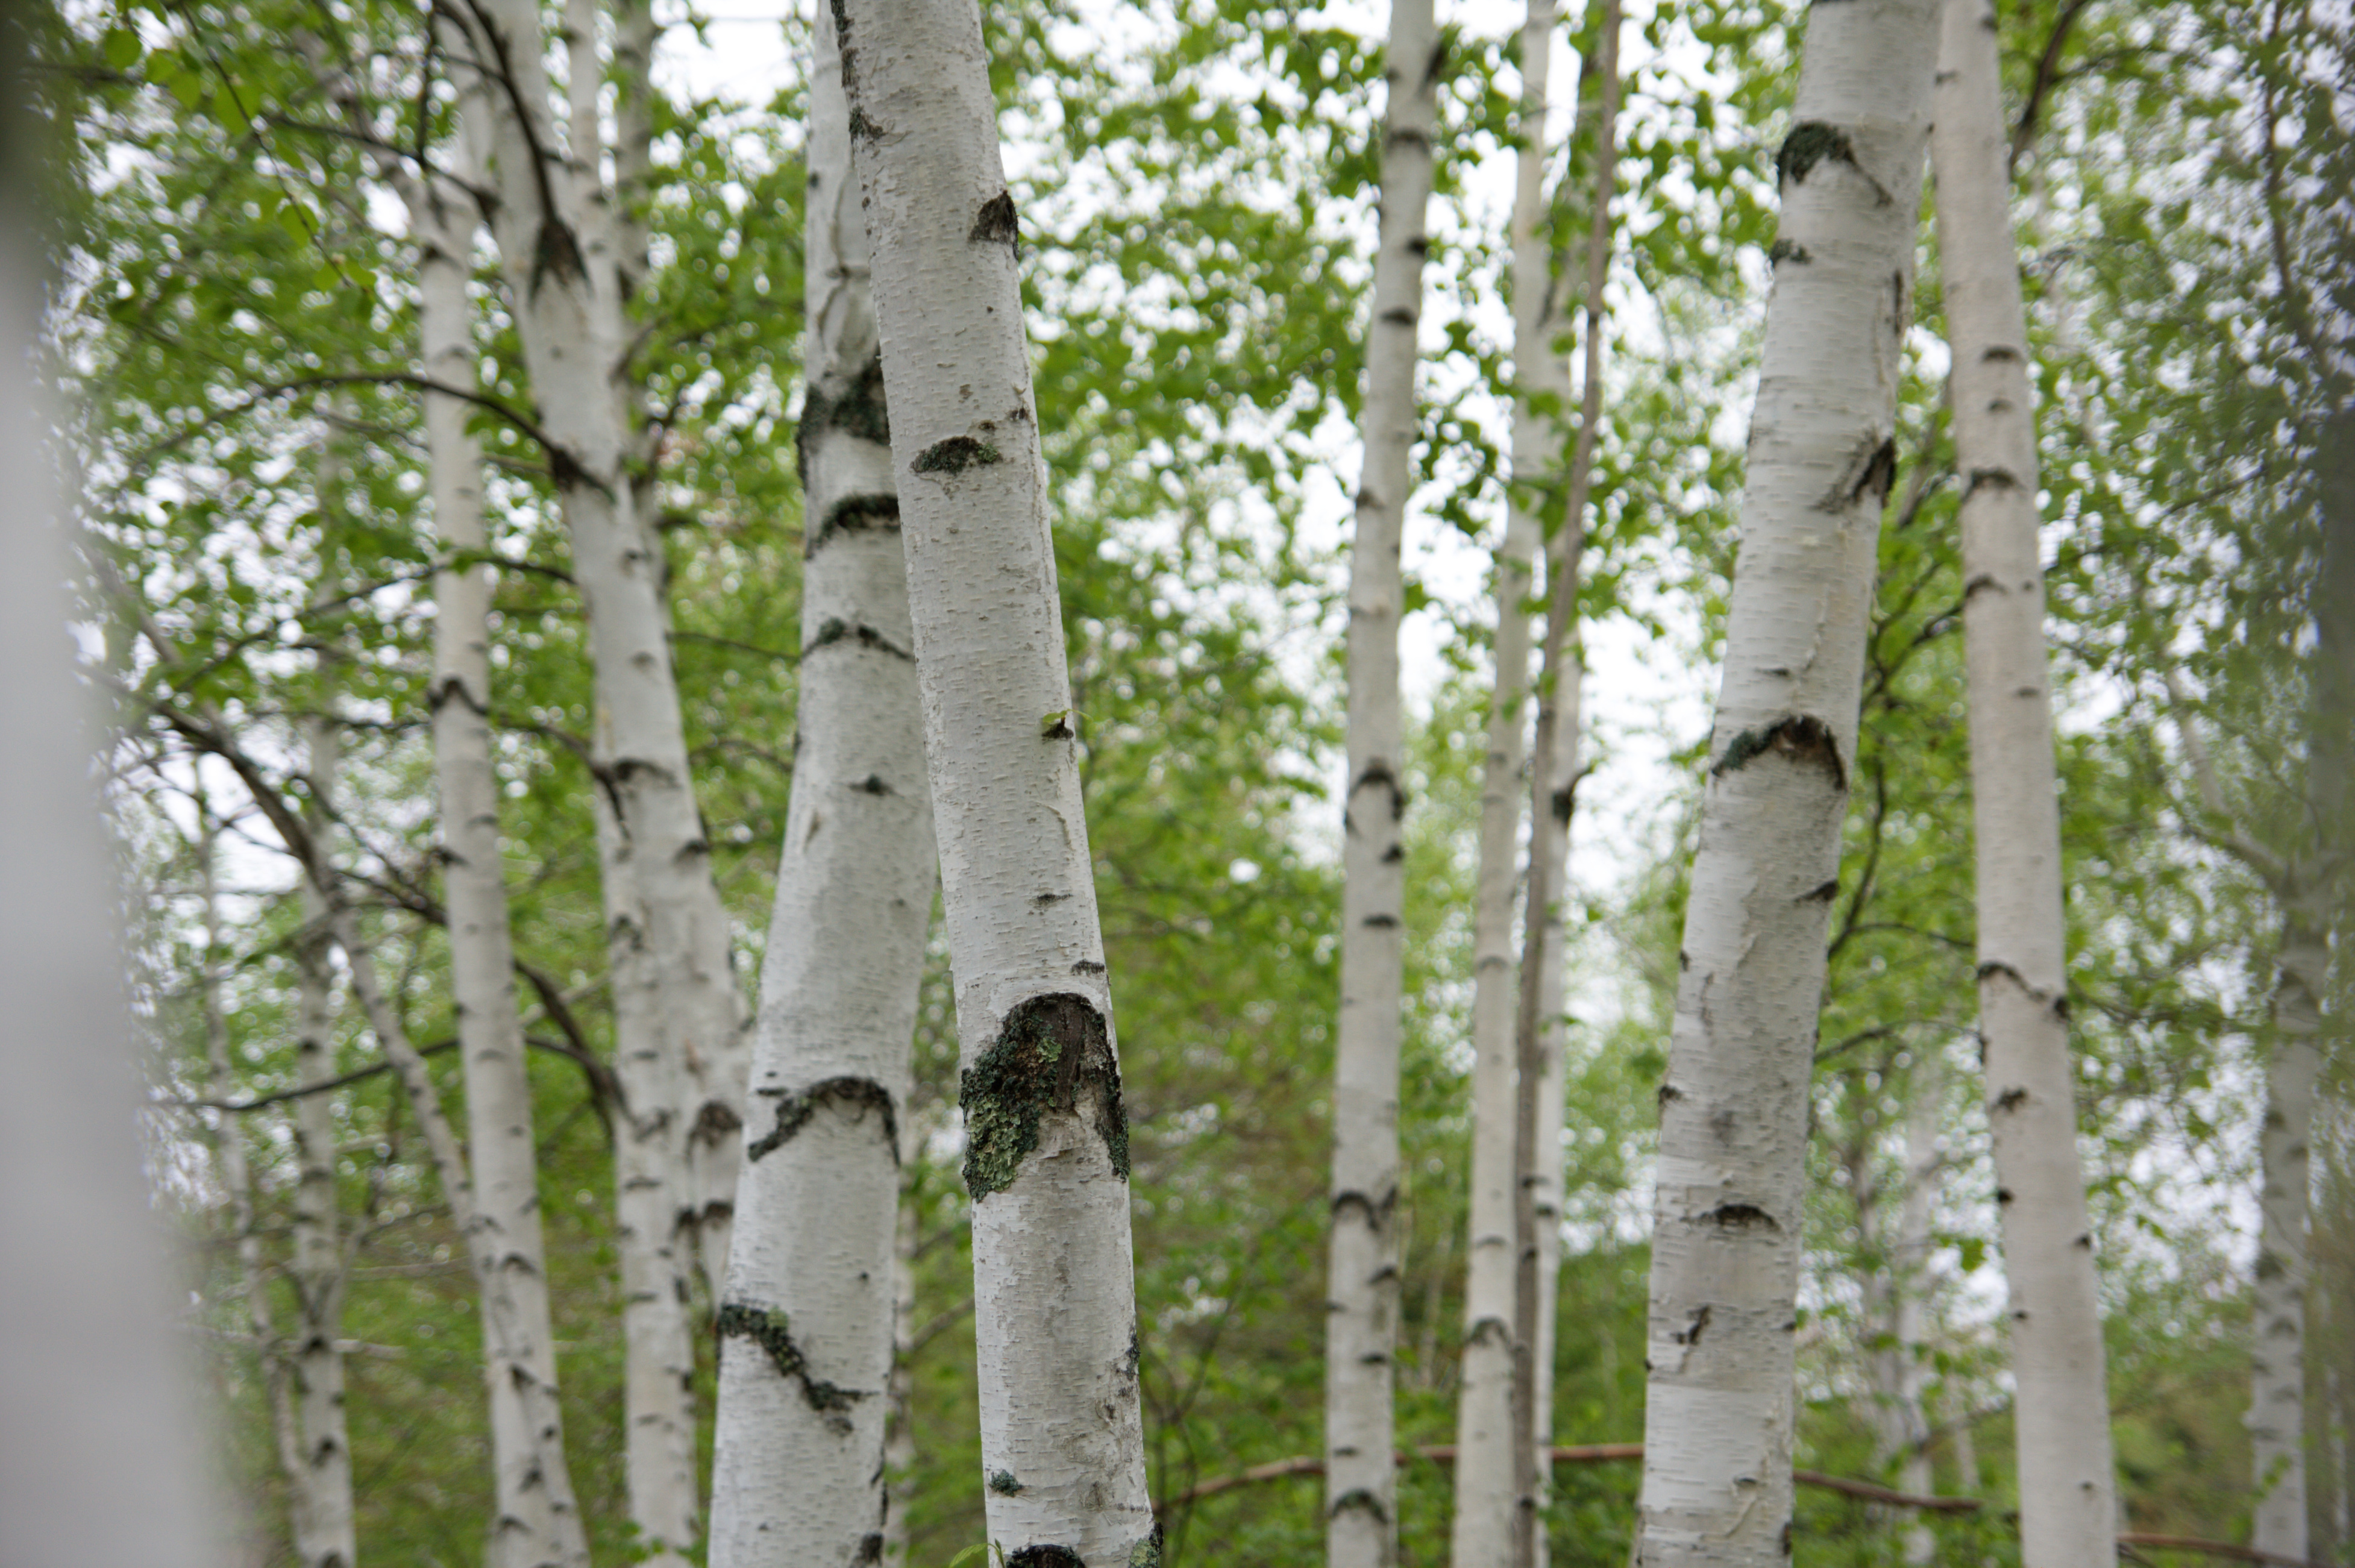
[2254, 927, 2322, 1561]
[883, 1194, 920, 1568]
[1515, 8, 1618, 1563]
[0, 159, 218, 1566]
[463, 0, 744, 1551]
[1634, 4, 1937, 1563]
[1329, 2, 1439, 1562]
[708, 4, 938, 1557]
[411, 112, 593, 1568]
[1863, 1066, 1940, 1567]
[290, 713, 357, 1568]
[199, 794, 316, 1560]
[835, 0, 1156, 1554]
[1933, 4, 2121, 1561]
[1450, 0, 1555, 1554]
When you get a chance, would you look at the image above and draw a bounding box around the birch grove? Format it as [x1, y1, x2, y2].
[1329, 1, 1439, 1561]
[1931, 2, 2119, 1558]
[707, 2, 938, 1557]
[47, 0, 2355, 1562]
[835, 0, 1156, 1557]
[1635, 3, 1937, 1562]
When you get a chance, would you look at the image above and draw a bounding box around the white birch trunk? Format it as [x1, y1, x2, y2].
[2251, 949, 2319, 1564]
[836, 0, 1156, 1554]
[0, 191, 217, 1568]
[882, 1194, 920, 1568]
[1635, 5, 1937, 1563]
[1515, 11, 1617, 1561]
[1330, 4, 1438, 1561]
[708, 6, 938, 1557]
[1862, 1068, 1939, 1566]
[1528, 626, 1582, 1568]
[291, 715, 357, 1568]
[463, 1, 744, 1549]
[199, 798, 316, 1559]
[412, 122, 593, 1568]
[1932, 5, 2119, 1561]
[1450, 1, 1555, 1552]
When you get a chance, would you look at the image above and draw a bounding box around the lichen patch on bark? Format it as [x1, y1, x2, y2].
[959, 992, 1130, 1199]
[745, 1075, 900, 1163]
[797, 353, 892, 480]
[912, 435, 1003, 475]
[1711, 714, 1848, 791]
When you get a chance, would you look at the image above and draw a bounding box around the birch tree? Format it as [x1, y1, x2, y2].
[457, 1, 747, 1549]
[707, 2, 938, 1558]
[1635, 3, 1938, 1561]
[1329, 2, 1439, 1561]
[0, 101, 216, 1560]
[834, 0, 1156, 1554]
[411, 89, 592, 1568]
[1450, 2, 1558, 1553]
[1514, 10, 1617, 1561]
[1931, 2, 2118, 1559]
[289, 713, 357, 1568]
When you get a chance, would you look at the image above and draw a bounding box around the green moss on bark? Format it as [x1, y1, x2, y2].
[960, 992, 1131, 1199]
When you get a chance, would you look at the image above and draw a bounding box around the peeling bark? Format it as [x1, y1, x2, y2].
[1933, 3, 2119, 1560]
[837, 0, 1155, 1557]
[1636, 4, 1938, 1563]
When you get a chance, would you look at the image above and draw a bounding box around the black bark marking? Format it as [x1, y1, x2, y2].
[855, 1535, 885, 1566]
[989, 1469, 1026, 1495]
[1707, 1202, 1780, 1232]
[1767, 237, 1812, 266]
[1982, 344, 2023, 362]
[714, 1303, 868, 1426]
[1386, 127, 1432, 155]
[853, 774, 893, 796]
[1841, 436, 1898, 509]
[961, 993, 1129, 1198]
[1350, 760, 1406, 821]
[1119, 1327, 1142, 1381]
[1801, 879, 1840, 903]
[530, 217, 588, 296]
[1673, 1304, 1711, 1346]
[1381, 842, 1405, 863]
[1331, 1187, 1397, 1226]
[747, 1076, 900, 1163]
[1071, 959, 1106, 976]
[1041, 713, 1075, 741]
[1658, 1083, 1684, 1107]
[1776, 121, 1857, 187]
[809, 493, 901, 557]
[691, 1098, 743, 1146]
[1008, 1548, 1085, 1568]
[805, 617, 914, 661]
[847, 105, 880, 140]
[1964, 571, 2002, 600]
[1963, 466, 2019, 500]
[1379, 306, 1417, 327]
[1992, 1086, 2029, 1115]
[913, 435, 1003, 475]
[797, 353, 891, 481]
[1550, 782, 1576, 824]
[1330, 1488, 1390, 1525]
[1712, 715, 1848, 791]
[969, 189, 1020, 246]
[1362, 912, 1400, 929]
[1996, 1187, 2016, 1205]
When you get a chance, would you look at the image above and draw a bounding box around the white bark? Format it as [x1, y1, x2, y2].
[1329, 3, 1438, 1562]
[1861, 1066, 1939, 1567]
[463, 0, 747, 1550]
[1450, 1, 1555, 1553]
[291, 714, 357, 1568]
[1932, 4, 2119, 1561]
[2253, 927, 2321, 1562]
[708, 5, 938, 1557]
[1635, 5, 1937, 1563]
[1515, 10, 1617, 1561]
[882, 1194, 920, 1568]
[410, 107, 592, 1568]
[836, 0, 1156, 1555]
[199, 796, 315, 1560]
[0, 197, 217, 1568]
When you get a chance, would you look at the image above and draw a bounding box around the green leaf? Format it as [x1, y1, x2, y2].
[102, 26, 143, 71]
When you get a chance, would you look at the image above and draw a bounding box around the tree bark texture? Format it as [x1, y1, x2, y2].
[0, 189, 218, 1568]
[708, 5, 938, 1558]
[412, 118, 591, 1568]
[1932, 4, 2120, 1561]
[463, 1, 744, 1551]
[291, 714, 357, 1568]
[1451, 1, 1555, 1556]
[836, 0, 1157, 1558]
[1860, 1067, 1939, 1567]
[1635, 5, 1937, 1563]
[1328, 3, 1438, 1563]
[201, 796, 319, 1562]
[1515, 8, 1618, 1562]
